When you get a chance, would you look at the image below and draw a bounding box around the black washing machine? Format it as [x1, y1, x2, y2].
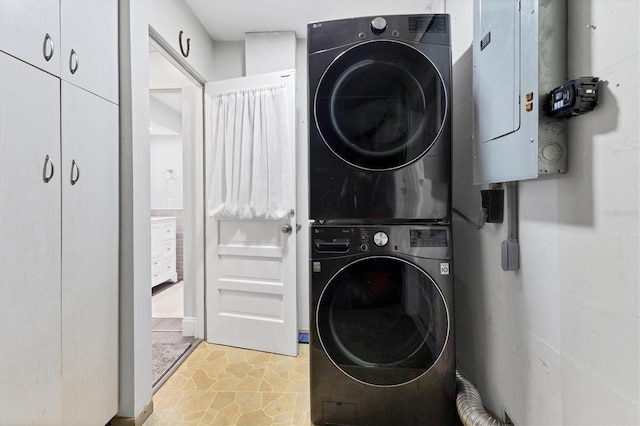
[310, 224, 456, 425]
[308, 15, 452, 222]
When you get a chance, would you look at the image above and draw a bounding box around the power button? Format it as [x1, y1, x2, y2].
[371, 17, 387, 34]
[373, 231, 389, 247]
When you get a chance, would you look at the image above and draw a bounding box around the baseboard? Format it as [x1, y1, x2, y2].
[182, 316, 197, 336]
[110, 400, 153, 426]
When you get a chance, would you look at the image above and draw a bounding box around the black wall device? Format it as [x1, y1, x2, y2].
[545, 76, 600, 118]
[481, 189, 504, 223]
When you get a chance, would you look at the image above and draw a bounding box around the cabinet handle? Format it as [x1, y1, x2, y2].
[179, 31, 190, 58]
[70, 159, 80, 185]
[43, 155, 55, 183]
[43, 33, 54, 62]
[69, 49, 79, 74]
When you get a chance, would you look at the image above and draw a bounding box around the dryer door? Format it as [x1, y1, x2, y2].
[314, 40, 447, 171]
[316, 256, 449, 386]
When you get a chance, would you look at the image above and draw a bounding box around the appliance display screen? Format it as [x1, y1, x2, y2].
[410, 229, 448, 247]
[409, 16, 447, 33]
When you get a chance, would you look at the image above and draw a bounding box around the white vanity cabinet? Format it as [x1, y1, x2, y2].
[151, 217, 178, 287]
[0, 1, 118, 423]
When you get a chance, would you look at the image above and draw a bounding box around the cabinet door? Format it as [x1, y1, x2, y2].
[0, 52, 62, 424]
[60, 82, 118, 424]
[0, 0, 60, 76]
[60, 0, 118, 103]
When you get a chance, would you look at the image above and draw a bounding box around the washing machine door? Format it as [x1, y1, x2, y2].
[314, 40, 447, 171]
[316, 256, 449, 386]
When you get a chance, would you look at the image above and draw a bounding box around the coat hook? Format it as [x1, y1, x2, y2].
[179, 30, 190, 58]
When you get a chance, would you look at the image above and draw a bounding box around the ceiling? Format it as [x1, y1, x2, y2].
[184, 0, 444, 41]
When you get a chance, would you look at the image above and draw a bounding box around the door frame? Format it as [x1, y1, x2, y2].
[148, 28, 207, 339]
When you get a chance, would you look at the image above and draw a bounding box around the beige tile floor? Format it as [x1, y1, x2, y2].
[146, 341, 312, 425]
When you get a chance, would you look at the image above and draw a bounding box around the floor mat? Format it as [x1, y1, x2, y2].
[152, 342, 192, 386]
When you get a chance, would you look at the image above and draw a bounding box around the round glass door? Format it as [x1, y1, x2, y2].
[316, 256, 449, 386]
[314, 40, 447, 171]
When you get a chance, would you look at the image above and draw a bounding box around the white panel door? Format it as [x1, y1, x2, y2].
[0, 52, 62, 424]
[205, 70, 297, 356]
[0, 0, 60, 76]
[60, 0, 118, 103]
[60, 82, 119, 424]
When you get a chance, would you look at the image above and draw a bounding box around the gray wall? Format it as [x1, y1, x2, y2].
[449, 0, 639, 423]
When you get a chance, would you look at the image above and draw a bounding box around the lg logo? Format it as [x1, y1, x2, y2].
[440, 263, 450, 275]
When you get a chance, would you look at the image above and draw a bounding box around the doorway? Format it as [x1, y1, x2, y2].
[147, 37, 203, 391]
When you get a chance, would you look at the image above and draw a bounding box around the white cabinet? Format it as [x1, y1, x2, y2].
[60, 82, 119, 424]
[0, 1, 118, 423]
[151, 217, 178, 287]
[0, 0, 60, 76]
[61, 0, 119, 103]
[0, 0, 118, 104]
[0, 51, 62, 425]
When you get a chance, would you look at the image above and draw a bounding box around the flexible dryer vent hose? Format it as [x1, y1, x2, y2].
[456, 369, 505, 426]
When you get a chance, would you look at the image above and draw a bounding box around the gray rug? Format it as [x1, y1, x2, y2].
[152, 342, 192, 386]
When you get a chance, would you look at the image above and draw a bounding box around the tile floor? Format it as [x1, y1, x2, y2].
[152, 281, 184, 318]
[146, 341, 311, 425]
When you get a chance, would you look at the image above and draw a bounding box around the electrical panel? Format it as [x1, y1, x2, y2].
[473, 0, 567, 184]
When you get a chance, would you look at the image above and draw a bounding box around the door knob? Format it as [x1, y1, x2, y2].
[281, 224, 292, 234]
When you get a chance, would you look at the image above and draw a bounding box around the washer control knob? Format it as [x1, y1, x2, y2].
[373, 231, 389, 247]
[371, 17, 387, 34]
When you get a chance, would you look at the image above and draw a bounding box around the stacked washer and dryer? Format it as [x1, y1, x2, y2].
[307, 15, 456, 425]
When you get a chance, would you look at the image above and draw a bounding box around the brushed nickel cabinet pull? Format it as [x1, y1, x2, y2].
[70, 159, 80, 185]
[43, 155, 55, 183]
[69, 49, 79, 74]
[43, 33, 54, 61]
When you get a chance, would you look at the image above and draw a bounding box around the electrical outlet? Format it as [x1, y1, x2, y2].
[501, 239, 520, 271]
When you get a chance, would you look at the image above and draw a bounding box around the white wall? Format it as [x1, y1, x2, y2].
[119, 0, 217, 418]
[449, 1, 639, 424]
[150, 136, 184, 209]
[245, 32, 296, 74]
[209, 41, 245, 79]
[149, 95, 181, 134]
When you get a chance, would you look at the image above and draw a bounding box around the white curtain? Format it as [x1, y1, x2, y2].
[207, 84, 291, 219]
